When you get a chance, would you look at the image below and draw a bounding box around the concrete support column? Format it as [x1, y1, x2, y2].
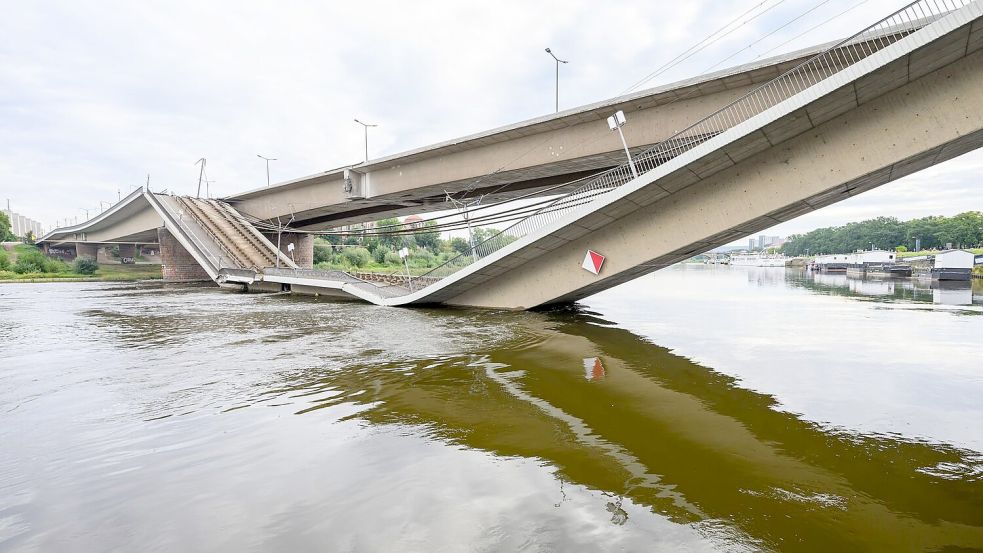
[117, 244, 136, 258]
[263, 232, 314, 268]
[158, 228, 211, 282]
[76, 243, 99, 259]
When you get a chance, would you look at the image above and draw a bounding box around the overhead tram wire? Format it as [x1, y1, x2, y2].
[701, 0, 836, 73]
[748, 0, 871, 62]
[449, 0, 788, 204]
[455, 0, 839, 205]
[429, 0, 824, 207]
[244, 0, 874, 240]
[620, 0, 790, 95]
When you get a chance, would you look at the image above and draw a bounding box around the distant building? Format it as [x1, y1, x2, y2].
[748, 234, 783, 250]
[2, 209, 44, 240]
[402, 215, 425, 228]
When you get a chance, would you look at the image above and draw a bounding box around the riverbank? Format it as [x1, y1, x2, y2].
[1, 242, 162, 282]
[0, 263, 161, 283]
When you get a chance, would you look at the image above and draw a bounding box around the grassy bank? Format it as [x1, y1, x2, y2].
[0, 263, 162, 282]
[0, 244, 161, 282]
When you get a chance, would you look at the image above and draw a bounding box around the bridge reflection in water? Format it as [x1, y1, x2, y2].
[263, 307, 982, 551]
[10, 278, 980, 552]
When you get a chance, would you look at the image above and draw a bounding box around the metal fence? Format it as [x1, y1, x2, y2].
[397, 0, 972, 292]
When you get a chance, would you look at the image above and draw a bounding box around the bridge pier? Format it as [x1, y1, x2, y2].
[117, 244, 136, 259]
[263, 232, 313, 268]
[76, 243, 100, 259]
[158, 228, 211, 282]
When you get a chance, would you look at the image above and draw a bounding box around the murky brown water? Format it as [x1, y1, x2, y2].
[1, 266, 981, 552]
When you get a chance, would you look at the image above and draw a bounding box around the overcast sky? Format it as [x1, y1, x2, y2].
[1, 0, 980, 239]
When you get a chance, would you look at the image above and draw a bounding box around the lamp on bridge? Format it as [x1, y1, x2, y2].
[607, 110, 639, 179]
[544, 48, 568, 113]
[257, 154, 277, 187]
[354, 118, 377, 163]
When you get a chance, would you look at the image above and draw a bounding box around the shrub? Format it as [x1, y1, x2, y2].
[408, 249, 435, 268]
[373, 245, 392, 264]
[12, 249, 47, 274]
[341, 247, 372, 268]
[0, 249, 9, 271]
[313, 243, 333, 264]
[383, 251, 402, 265]
[44, 258, 70, 273]
[73, 255, 99, 275]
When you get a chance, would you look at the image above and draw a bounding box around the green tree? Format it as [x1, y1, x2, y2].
[415, 220, 441, 253]
[448, 237, 470, 255]
[0, 212, 14, 242]
[376, 217, 404, 250]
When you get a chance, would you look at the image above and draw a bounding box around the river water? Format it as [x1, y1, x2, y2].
[1, 265, 981, 552]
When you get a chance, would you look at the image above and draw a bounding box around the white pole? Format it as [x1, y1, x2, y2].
[616, 126, 639, 179]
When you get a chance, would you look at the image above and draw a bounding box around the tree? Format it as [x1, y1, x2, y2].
[0, 212, 14, 242]
[415, 220, 441, 253]
[376, 217, 404, 250]
[448, 237, 470, 255]
[781, 212, 980, 255]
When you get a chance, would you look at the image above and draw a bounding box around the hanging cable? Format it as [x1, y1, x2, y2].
[621, 0, 789, 95]
[701, 0, 835, 73]
[749, 0, 871, 62]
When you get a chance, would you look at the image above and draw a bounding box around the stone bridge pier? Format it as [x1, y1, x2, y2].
[158, 228, 211, 282]
[76, 243, 100, 259]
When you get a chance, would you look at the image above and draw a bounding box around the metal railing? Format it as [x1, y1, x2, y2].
[170, 196, 245, 271]
[145, 192, 230, 273]
[395, 0, 971, 293]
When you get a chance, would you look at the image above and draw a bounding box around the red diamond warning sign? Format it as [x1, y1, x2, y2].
[582, 250, 605, 275]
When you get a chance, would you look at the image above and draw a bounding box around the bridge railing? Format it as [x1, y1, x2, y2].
[405, 0, 972, 292]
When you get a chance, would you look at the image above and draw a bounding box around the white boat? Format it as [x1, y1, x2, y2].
[730, 252, 788, 267]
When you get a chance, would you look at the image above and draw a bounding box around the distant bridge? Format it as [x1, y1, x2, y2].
[40, 0, 983, 309]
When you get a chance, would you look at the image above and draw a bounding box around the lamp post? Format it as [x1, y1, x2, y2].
[80, 208, 91, 220]
[257, 154, 276, 187]
[354, 118, 377, 162]
[545, 48, 568, 113]
[195, 158, 206, 198]
[607, 110, 638, 179]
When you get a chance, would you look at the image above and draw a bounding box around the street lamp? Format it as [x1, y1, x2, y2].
[607, 110, 639, 179]
[354, 118, 377, 162]
[80, 208, 91, 220]
[545, 48, 568, 113]
[195, 158, 207, 198]
[257, 154, 277, 187]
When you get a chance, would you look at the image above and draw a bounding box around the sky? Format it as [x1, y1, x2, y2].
[1, 0, 980, 240]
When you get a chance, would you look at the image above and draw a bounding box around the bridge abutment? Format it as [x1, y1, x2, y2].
[158, 228, 211, 282]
